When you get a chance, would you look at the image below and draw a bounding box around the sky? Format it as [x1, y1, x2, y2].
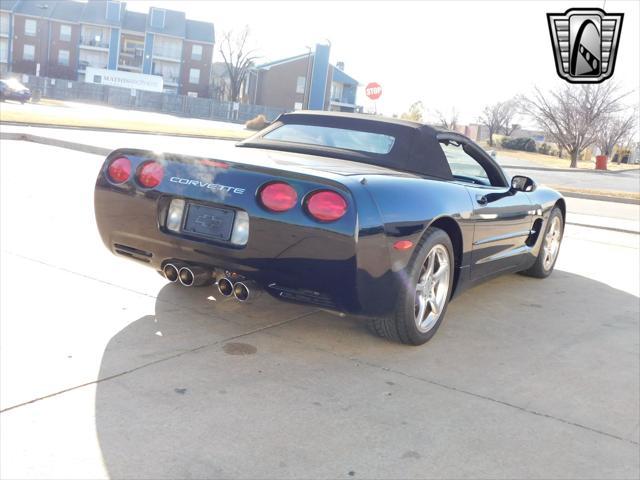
[125, 0, 640, 126]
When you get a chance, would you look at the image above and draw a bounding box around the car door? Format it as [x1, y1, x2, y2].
[437, 134, 535, 281]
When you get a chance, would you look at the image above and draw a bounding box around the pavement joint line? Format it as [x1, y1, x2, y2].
[2, 253, 638, 446]
[0, 309, 319, 414]
[566, 221, 640, 235]
[256, 326, 640, 447]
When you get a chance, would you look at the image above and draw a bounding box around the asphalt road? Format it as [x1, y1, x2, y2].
[1, 140, 639, 479]
[2, 123, 639, 195]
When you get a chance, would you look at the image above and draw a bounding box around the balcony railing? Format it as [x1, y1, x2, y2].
[80, 38, 110, 49]
[79, 60, 108, 71]
[153, 50, 181, 61]
[118, 56, 143, 69]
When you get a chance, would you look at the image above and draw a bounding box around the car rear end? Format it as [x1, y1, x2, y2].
[94, 148, 366, 312]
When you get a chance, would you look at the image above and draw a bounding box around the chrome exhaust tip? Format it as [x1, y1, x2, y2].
[178, 266, 195, 286]
[217, 277, 234, 297]
[163, 263, 179, 282]
[178, 266, 212, 287]
[233, 281, 251, 302]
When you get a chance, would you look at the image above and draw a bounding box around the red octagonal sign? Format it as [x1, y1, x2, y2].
[365, 82, 382, 100]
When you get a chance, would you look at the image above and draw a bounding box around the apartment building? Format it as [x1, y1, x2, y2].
[246, 44, 360, 112]
[2, 0, 215, 96]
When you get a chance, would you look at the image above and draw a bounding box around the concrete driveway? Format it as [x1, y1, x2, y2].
[1, 140, 638, 479]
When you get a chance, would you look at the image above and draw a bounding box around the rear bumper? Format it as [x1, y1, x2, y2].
[95, 185, 369, 313]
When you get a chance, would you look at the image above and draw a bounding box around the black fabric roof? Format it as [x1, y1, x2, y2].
[239, 111, 453, 180]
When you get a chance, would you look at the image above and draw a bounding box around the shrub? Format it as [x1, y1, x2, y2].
[538, 142, 551, 155]
[245, 114, 270, 131]
[501, 136, 537, 152]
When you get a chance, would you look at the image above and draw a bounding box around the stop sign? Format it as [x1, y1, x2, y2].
[365, 82, 382, 100]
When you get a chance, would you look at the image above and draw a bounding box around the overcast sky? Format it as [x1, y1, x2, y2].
[126, 0, 640, 125]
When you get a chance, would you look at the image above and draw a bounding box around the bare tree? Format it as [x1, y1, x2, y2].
[501, 100, 520, 136]
[597, 109, 637, 160]
[435, 107, 458, 130]
[478, 102, 504, 147]
[401, 101, 424, 122]
[219, 26, 259, 104]
[519, 83, 630, 168]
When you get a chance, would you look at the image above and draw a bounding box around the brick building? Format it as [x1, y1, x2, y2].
[246, 44, 360, 112]
[1, 0, 215, 97]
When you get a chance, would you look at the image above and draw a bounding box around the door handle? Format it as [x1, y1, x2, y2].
[476, 195, 488, 205]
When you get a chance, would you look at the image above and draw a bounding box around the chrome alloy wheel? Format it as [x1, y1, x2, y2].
[415, 244, 450, 333]
[543, 216, 562, 270]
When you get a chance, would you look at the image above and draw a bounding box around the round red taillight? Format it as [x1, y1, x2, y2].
[107, 156, 131, 184]
[259, 182, 298, 212]
[137, 161, 164, 188]
[306, 190, 347, 222]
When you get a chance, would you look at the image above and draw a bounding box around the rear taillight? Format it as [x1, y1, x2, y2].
[306, 190, 347, 222]
[107, 156, 131, 184]
[137, 161, 164, 188]
[259, 182, 298, 212]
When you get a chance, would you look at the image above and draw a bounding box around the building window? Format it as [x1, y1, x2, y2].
[0, 38, 8, 63]
[191, 44, 203, 61]
[0, 12, 10, 36]
[58, 49, 70, 66]
[24, 19, 37, 37]
[331, 81, 343, 101]
[153, 35, 181, 60]
[23, 44, 35, 61]
[296, 76, 306, 94]
[189, 68, 200, 84]
[59, 24, 71, 42]
[150, 8, 166, 28]
[294, 102, 303, 110]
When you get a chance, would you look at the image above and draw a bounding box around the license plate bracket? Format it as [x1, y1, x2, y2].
[182, 203, 235, 241]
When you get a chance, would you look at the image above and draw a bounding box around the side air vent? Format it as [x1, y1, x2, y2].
[114, 243, 152, 262]
[526, 219, 544, 247]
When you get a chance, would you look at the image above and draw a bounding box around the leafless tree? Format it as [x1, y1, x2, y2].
[435, 107, 458, 130]
[501, 100, 520, 136]
[219, 26, 259, 104]
[478, 102, 504, 147]
[597, 109, 637, 160]
[519, 83, 630, 168]
[401, 101, 424, 122]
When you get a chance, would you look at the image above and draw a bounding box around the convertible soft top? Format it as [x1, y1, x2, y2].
[238, 111, 454, 181]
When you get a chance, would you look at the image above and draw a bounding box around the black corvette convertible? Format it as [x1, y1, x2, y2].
[95, 111, 565, 345]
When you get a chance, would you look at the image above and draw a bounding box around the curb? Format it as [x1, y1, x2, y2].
[3, 129, 638, 206]
[556, 190, 639, 205]
[1, 131, 111, 156]
[501, 164, 640, 174]
[0, 121, 249, 142]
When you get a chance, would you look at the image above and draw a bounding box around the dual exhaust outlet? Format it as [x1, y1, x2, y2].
[162, 263, 254, 302]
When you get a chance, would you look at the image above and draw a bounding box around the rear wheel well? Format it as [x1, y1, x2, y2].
[555, 198, 566, 224]
[428, 216, 463, 295]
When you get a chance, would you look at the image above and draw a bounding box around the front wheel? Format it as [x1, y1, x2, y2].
[521, 206, 564, 278]
[368, 228, 454, 345]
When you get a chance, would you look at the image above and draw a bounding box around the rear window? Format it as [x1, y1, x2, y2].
[263, 124, 396, 154]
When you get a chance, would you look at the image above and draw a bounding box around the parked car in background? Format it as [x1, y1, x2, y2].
[0, 79, 32, 103]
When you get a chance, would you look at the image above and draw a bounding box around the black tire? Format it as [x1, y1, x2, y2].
[521, 206, 564, 278]
[368, 227, 455, 345]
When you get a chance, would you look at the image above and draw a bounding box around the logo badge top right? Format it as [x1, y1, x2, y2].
[547, 8, 623, 83]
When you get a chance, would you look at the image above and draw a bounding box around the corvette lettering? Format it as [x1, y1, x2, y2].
[169, 176, 245, 194]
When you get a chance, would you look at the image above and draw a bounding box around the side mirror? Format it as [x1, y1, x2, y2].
[511, 175, 536, 192]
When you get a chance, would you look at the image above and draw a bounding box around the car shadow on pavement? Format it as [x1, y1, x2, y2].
[95, 271, 639, 479]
